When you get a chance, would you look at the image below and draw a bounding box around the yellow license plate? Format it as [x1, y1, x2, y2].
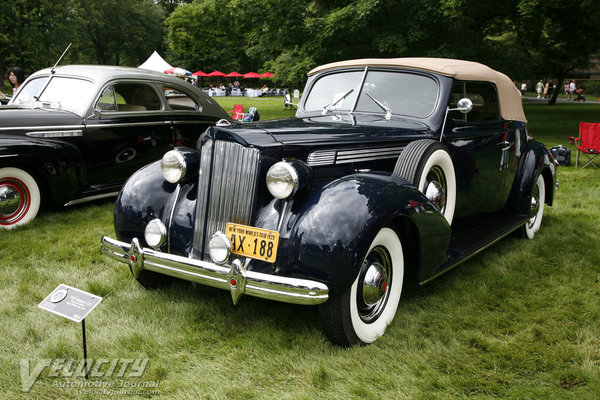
[225, 223, 280, 263]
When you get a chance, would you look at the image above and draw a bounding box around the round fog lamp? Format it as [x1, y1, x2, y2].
[144, 219, 167, 248]
[208, 232, 231, 264]
[161, 150, 186, 183]
[266, 162, 299, 199]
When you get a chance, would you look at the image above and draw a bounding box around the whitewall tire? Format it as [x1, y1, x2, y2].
[319, 227, 404, 346]
[0, 167, 41, 228]
[394, 140, 456, 225]
[521, 174, 545, 239]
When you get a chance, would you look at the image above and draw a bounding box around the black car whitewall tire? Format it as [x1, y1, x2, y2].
[319, 227, 404, 346]
[394, 139, 456, 225]
[0, 167, 41, 228]
[521, 174, 545, 239]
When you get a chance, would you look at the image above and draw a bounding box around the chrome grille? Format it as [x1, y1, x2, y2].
[192, 139, 260, 259]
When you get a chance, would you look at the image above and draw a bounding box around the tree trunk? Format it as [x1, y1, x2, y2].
[549, 76, 563, 105]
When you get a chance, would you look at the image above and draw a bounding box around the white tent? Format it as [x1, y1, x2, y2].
[138, 51, 172, 73]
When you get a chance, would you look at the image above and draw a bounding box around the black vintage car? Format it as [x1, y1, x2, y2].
[101, 58, 557, 346]
[0, 65, 229, 228]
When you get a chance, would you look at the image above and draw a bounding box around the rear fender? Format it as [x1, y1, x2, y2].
[507, 141, 556, 214]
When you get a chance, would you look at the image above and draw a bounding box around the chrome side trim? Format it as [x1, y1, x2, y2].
[172, 120, 212, 125]
[26, 130, 83, 138]
[91, 121, 171, 128]
[64, 191, 119, 207]
[101, 236, 329, 305]
[307, 146, 405, 166]
[0, 124, 85, 132]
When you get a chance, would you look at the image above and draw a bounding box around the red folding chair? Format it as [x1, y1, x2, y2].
[568, 122, 600, 168]
[227, 104, 244, 120]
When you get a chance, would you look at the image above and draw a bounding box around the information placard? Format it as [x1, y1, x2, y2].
[39, 284, 102, 322]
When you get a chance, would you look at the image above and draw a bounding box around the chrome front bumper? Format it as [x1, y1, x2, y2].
[100, 236, 329, 305]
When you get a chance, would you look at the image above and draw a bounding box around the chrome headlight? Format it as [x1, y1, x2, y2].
[161, 150, 186, 183]
[208, 232, 231, 264]
[266, 161, 300, 199]
[144, 219, 167, 248]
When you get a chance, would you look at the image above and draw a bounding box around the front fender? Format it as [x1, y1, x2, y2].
[114, 160, 180, 243]
[0, 137, 83, 206]
[507, 140, 556, 214]
[270, 173, 450, 295]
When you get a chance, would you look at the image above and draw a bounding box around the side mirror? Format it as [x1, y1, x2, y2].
[440, 98, 474, 140]
[452, 98, 473, 114]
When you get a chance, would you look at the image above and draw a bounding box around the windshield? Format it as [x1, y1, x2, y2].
[304, 70, 439, 119]
[11, 76, 96, 115]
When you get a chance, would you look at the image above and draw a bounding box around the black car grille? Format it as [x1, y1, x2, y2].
[192, 139, 260, 259]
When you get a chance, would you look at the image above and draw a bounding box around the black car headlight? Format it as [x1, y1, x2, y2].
[160, 148, 199, 184]
[161, 150, 186, 183]
[266, 160, 312, 200]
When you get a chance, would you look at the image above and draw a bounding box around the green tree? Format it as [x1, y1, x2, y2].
[0, 0, 74, 89]
[73, 0, 166, 65]
[440, 0, 600, 104]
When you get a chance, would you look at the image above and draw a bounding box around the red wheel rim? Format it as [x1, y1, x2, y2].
[0, 177, 31, 225]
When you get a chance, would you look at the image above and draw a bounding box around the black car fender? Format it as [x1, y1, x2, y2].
[507, 140, 556, 215]
[0, 137, 84, 206]
[113, 160, 180, 244]
[271, 173, 451, 296]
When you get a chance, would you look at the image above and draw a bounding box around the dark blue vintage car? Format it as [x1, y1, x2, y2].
[0, 65, 229, 228]
[101, 58, 557, 346]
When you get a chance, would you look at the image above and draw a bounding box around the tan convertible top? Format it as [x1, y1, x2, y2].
[308, 58, 526, 122]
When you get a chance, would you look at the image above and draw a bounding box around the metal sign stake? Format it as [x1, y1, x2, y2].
[38, 284, 102, 381]
[82, 318, 89, 380]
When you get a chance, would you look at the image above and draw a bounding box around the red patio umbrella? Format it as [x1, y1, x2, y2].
[225, 71, 243, 77]
[192, 70, 209, 77]
[259, 72, 273, 78]
[207, 70, 226, 77]
[243, 72, 261, 78]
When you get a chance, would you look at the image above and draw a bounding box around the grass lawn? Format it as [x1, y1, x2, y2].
[213, 96, 297, 121]
[1, 100, 599, 399]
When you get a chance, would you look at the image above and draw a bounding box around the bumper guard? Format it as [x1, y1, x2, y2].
[101, 236, 329, 305]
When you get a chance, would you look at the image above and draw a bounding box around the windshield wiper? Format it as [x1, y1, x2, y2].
[364, 93, 392, 121]
[322, 89, 354, 115]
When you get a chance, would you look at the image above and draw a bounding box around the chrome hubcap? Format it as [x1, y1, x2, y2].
[0, 179, 29, 225]
[357, 246, 392, 322]
[425, 166, 446, 213]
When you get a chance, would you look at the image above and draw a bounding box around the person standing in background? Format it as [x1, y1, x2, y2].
[569, 80, 576, 100]
[7, 67, 25, 95]
[536, 79, 544, 99]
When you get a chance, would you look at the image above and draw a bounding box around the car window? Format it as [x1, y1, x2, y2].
[356, 71, 438, 118]
[97, 83, 162, 112]
[450, 81, 499, 122]
[303, 70, 438, 118]
[97, 86, 117, 111]
[304, 71, 362, 112]
[12, 76, 95, 115]
[162, 86, 201, 111]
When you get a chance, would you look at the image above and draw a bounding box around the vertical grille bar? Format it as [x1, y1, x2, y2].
[192, 140, 260, 260]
